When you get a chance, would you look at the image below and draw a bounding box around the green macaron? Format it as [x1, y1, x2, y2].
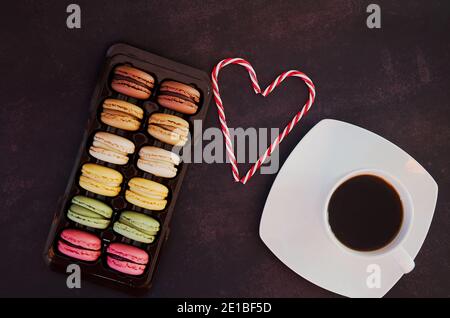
[67, 195, 112, 229]
[113, 211, 160, 244]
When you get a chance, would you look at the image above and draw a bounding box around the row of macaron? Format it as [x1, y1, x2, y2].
[58, 193, 161, 275]
[79, 164, 169, 210]
[58, 183, 161, 274]
[93, 98, 190, 179]
[100, 100, 190, 146]
[55, 65, 199, 276]
[110, 64, 201, 115]
[55, 66, 201, 276]
[89, 131, 181, 177]
[101, 66, 195, 165]
[89, 66, 195, 193]
[67, 195, 160, 244]
[57, 228, 149, 276]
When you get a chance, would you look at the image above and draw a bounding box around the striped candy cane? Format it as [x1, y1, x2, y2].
[211, 58, 316, 184]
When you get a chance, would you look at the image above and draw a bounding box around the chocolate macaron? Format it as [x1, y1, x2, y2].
[111, 65, 155, 99]
[157, 81, 200, 114]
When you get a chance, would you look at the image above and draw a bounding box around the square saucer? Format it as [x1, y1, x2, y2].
[259, 119, 438, 298]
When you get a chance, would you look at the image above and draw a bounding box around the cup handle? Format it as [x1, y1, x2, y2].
[393, 247, 415, 274]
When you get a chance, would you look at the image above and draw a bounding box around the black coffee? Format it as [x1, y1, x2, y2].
[328, 175, 403, 251]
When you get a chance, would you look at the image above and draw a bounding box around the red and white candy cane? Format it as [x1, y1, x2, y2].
[211, 58, 316, 184]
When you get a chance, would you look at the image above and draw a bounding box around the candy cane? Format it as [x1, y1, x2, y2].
[211, 58, 316, 184]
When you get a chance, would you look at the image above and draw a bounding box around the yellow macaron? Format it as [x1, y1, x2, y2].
[125, 177, 168, 211]
[79, 163, 123, 197]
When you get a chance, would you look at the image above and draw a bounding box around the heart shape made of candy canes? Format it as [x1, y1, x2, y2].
[211, 58, 316, 184]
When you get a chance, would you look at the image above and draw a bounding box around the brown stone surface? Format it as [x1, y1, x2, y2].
[0, 1, 448, 297]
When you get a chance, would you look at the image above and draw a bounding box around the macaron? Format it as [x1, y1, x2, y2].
[111, 65, 155, 99]
[157, 81, 200, 114]
[89, 131, 135, 165]
[147, 113, 189, 146]
[57, 229, 101, 262]
[107, 243, 149, 276]
[100, 99, 143, 131]
[79, 163, 123, 197]
[113, 211, 160, 244]
[137, 146, 181, 178]
[67, 195, 112, 229]
[125, 177, 168, 211]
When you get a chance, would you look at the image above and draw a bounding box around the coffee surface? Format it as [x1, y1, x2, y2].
[328, 174, 403, 251]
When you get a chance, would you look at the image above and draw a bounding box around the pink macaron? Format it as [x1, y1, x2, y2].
[106, 242, 149, 276]
[57, 229, 101, 262]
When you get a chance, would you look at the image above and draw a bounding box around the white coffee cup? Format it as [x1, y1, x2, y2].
[323, 168, 415, 274]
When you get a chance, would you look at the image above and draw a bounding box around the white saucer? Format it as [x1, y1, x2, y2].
[259, 119, 438, 298]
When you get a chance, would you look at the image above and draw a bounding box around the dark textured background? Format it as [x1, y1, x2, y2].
[0, 0, 449, 297]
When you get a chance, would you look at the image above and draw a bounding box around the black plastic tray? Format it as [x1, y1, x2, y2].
[43, 43, 211, 292]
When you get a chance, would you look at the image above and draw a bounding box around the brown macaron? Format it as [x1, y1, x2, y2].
[100, 99, 144, 131]
[147, 113, 189, 146]
[111, 65, 155, 100]
[157, 81, 200, 115]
